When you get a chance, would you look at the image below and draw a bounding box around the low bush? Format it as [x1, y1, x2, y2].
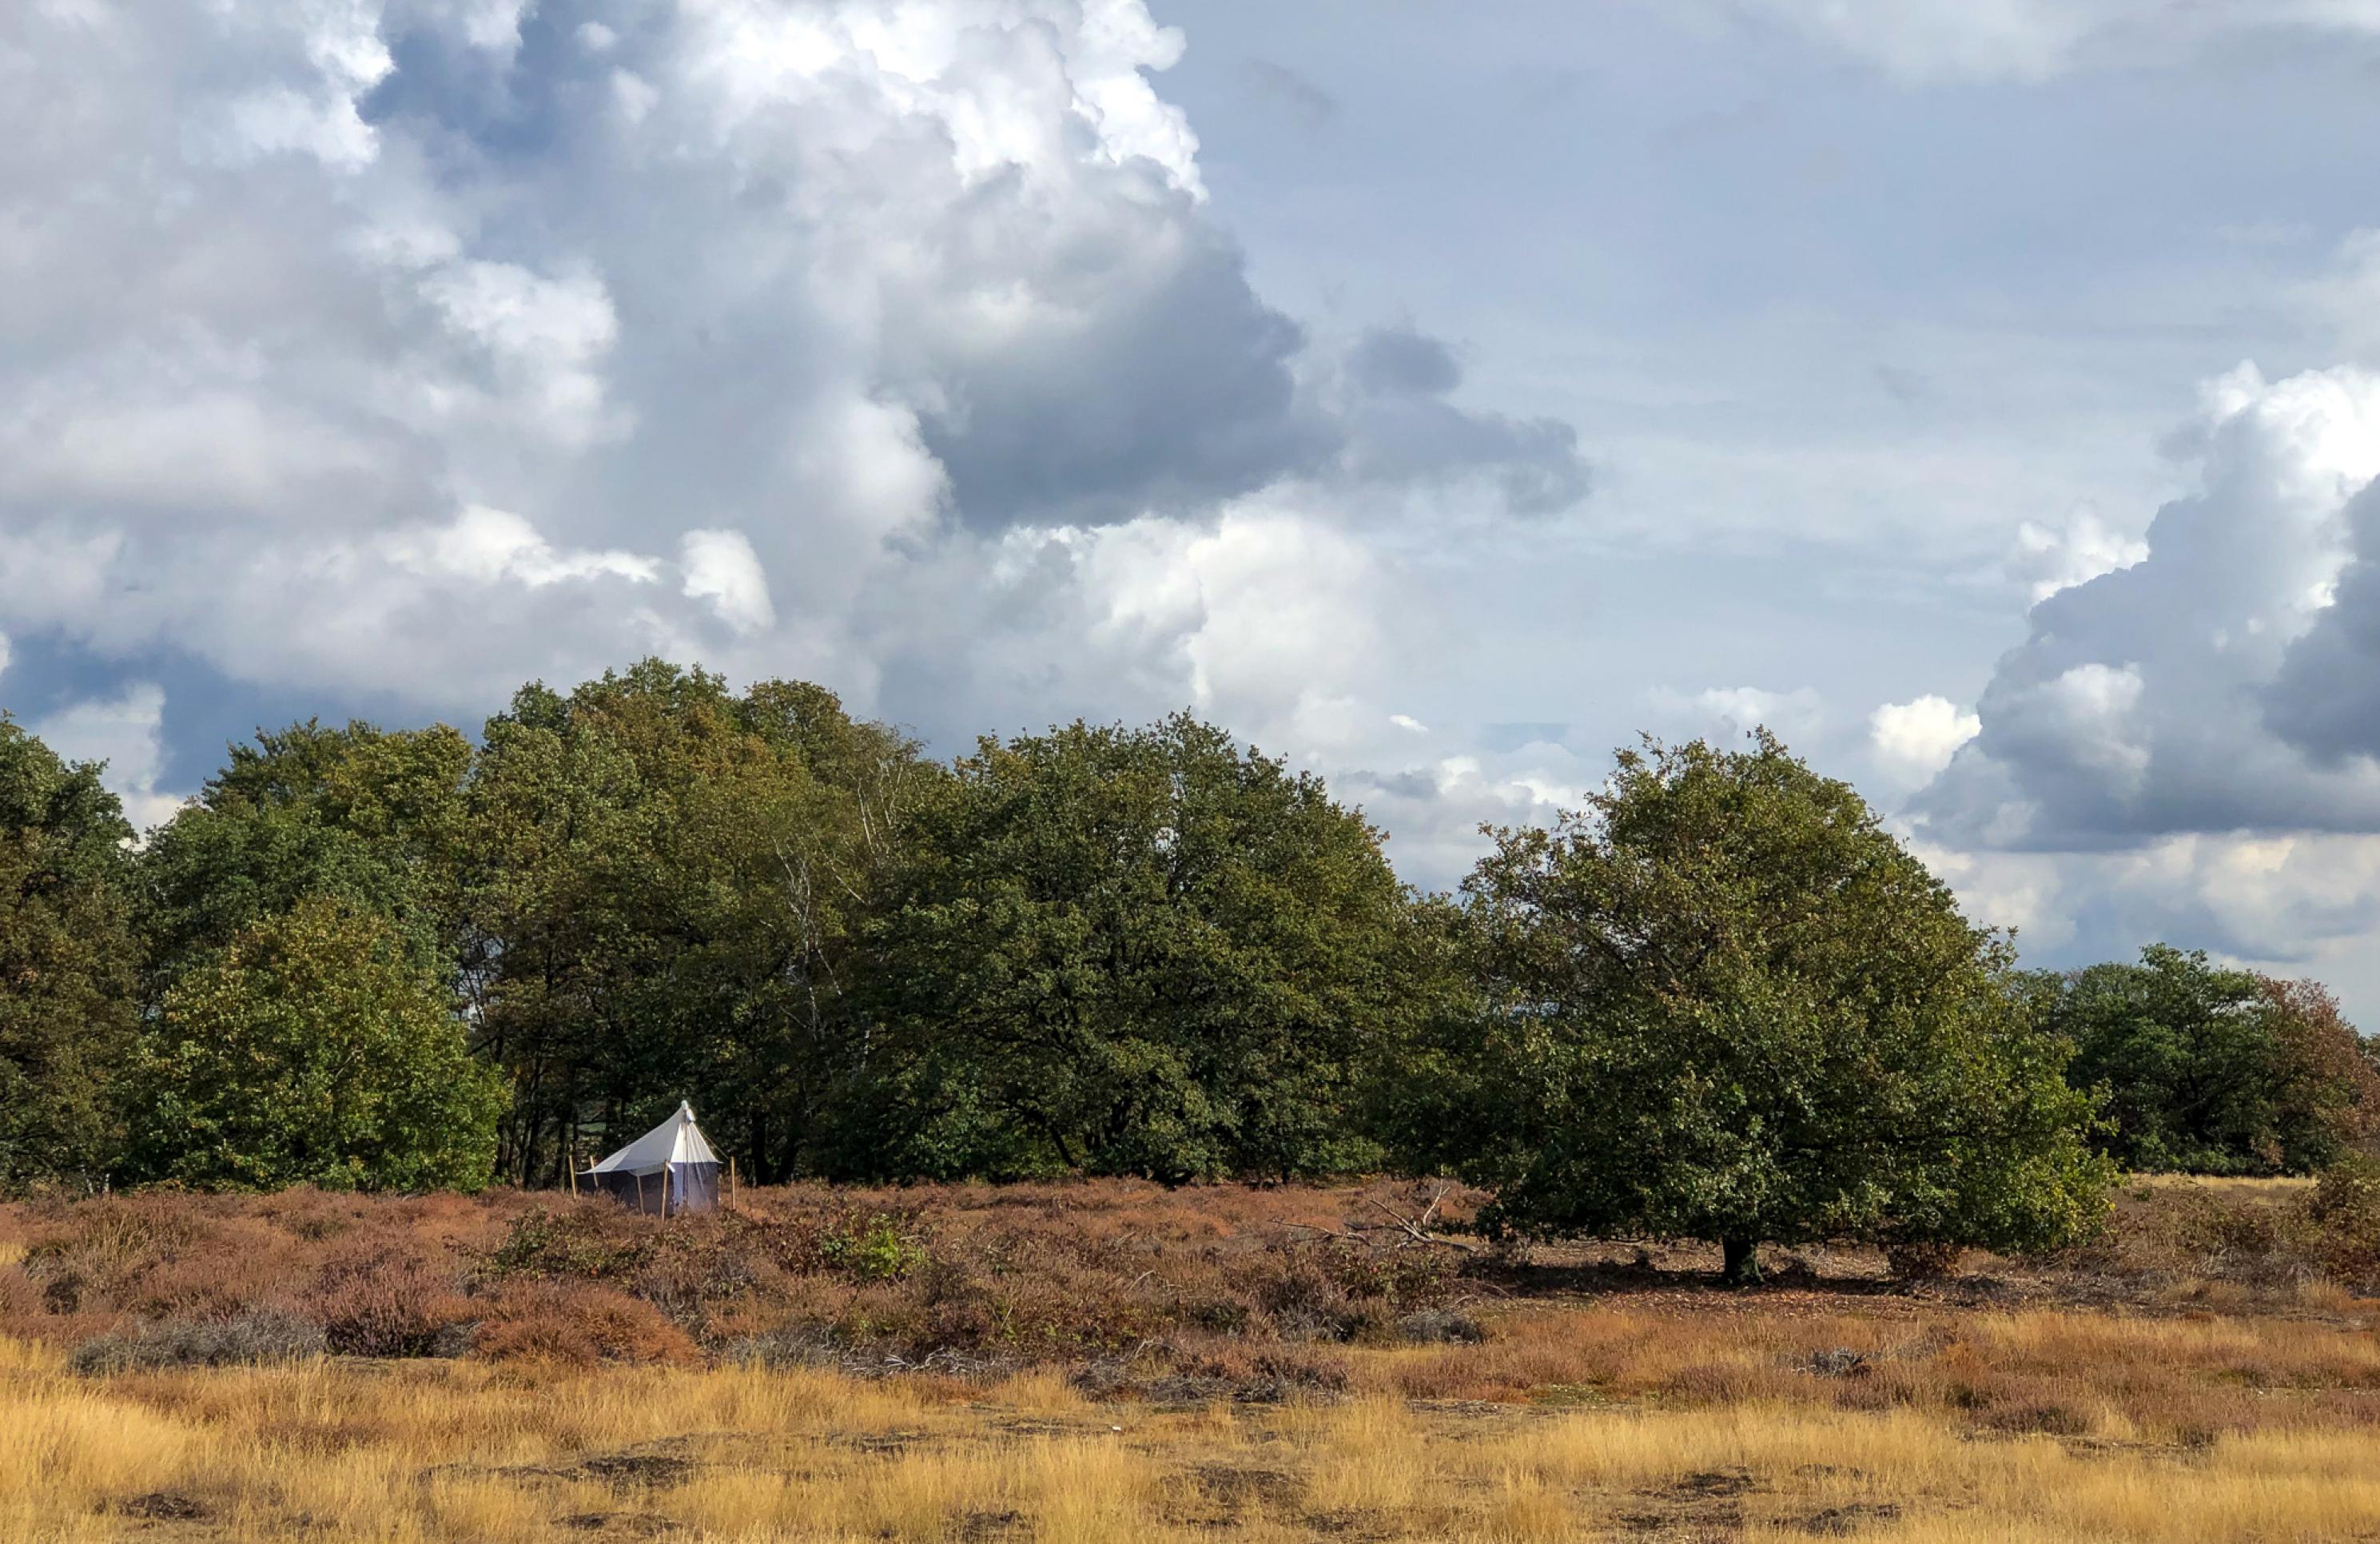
[69, 1308, 325, 1375]
[306, 1248, 472, 1357]
[469, 1281, 697, 1365]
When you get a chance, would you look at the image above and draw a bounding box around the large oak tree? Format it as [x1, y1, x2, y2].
[1403, 731, 2111, 1283]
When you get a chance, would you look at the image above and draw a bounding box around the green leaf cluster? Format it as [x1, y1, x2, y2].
[1390, 732, 2114, 1276]
[826, 714, 1424, 1180]
[128, 896, 503, 1191]
[0, 720, 140, 1186]
[2040, 946, 2380, 1175]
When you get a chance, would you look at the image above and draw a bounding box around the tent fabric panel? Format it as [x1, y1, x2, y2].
[667, 1160, 720, 1215]
[589, 1100, 717, 1175]
[591, 1169, 668, 1216]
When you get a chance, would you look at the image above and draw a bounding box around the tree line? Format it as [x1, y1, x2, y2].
[5, 659, 2375, 1275]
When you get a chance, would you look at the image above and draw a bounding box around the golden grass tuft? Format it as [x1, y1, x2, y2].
[10, 1329, 2380, 1542]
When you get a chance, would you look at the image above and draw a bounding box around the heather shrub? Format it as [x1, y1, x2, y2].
[1396, 1307, 1487, 1344]
[478, 1204, 656, 1283]
[69, 1308, 324, 1374]
[471, 1282, 697, 1364]
[2302, 1155, 2380, 1290]
[305, 1249, 471, 1356]
[755, 1203, 930, 1282]
[1884, 1241, 1968, 1281]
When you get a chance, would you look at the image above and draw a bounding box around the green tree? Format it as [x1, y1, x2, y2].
[128, 897, 503, 1191]
[838, 714, 1421, 1181]
[0, 721, 141, 1187]
[2044, 947, 2380, 1174]
[462, 662, 931, 1183]
[136, 719, 473, 997]
[1406, 732, 2110, 1283]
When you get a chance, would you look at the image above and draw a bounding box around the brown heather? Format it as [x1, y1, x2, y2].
[6, 1173, 2380, 1540]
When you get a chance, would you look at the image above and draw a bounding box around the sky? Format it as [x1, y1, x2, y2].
[11, 1, 2380, 1009]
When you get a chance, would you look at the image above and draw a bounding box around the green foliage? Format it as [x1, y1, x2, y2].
[137, 720, 472, 993]
[127, 897, 504, 1191]
[479, 1206, 655, 1282]
[835, 714, 1424, 1181]
[460, 660, 933, 1184]
[2041, 947, 2380, 1175]
[1399, 731, 2112, 1277]
[21, 650, 2356, 1225]
[813, 1212, 927, 1281]
[0, 720, 141, 1186]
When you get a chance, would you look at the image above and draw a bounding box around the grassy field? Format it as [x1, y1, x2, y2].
[8, 1176, 2380, 1542]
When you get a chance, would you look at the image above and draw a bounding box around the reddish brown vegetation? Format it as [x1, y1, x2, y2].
[5, 1172, 2378, 1411]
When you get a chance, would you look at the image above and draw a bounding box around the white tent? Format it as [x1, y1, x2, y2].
[583, 1100, 722, 1216]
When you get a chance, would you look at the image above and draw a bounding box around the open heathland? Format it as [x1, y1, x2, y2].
[9, 1176, 2380, 1542]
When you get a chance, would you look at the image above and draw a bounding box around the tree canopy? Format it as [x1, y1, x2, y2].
[0, 661, 2362, 1249]
[2040, 945, 2380, 1175]
[127, 896, 504, 1191]
[0, 720, 141, 1186]
[1397, 732, 2112, 1281]
[834, 714, 1422, 1181]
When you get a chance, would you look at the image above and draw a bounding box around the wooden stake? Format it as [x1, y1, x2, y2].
[729, 1155, 738, 1208]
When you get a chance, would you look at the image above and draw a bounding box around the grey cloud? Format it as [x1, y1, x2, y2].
[1239, 58, 1337, 133]
[914, 217, 1335, 529]
[1347, 328, 1463, 397]
[2267, 482, 2380, 763]
[1332, 325, 1593, 517]
[1912, 364, 2380, 852]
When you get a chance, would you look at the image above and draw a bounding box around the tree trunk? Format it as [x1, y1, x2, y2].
[1721, 1236, 1761, 1287]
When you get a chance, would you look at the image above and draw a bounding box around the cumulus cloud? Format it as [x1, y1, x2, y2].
[1916, 362, 2380, 851]
[32, 682, 186, 831]
[1648, 684, 1825, 745]
[0, 0, 1582, 769]
[679, 529, 777, 635]
[1733, 0, 2380, 82]
[1870, 694, 1980, 780]
[2010, 508, 2148, 603]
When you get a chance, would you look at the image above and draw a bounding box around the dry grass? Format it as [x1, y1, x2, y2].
[10, 1332, 2380, 1542]
[10, 1176, 2380, 1538]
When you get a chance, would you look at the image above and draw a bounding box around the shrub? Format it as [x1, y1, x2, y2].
[1396, 1307, 1487, 1344]
[470, 1282, 697, 1365]
[477, 1204, 655, 1282]
[818, 1212, 927, 1281]
[2303, 1155, 2380, 1290]
[1884, 1241, 1968, 1282]
[305, 1249, 471, 1357]
[69, 1309, 324, 1375]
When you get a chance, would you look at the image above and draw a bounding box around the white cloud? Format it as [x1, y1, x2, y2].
[2011, 507, 2147, 603]
[1649, 683, 1824, 744]
[1870, 694, 1980, 779]
[416, 261, 624, 448]
[388, 506, 660, 588]
[1389, 713, 1429, 734]
[680, 528, 777, 634]
[1916, 361, 2380, 850]
[33, 682, 185, 831]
